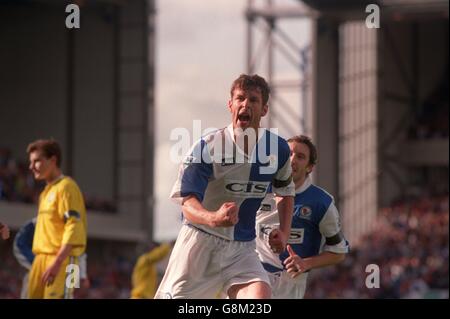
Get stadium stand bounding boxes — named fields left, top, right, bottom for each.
left=305, top=194, right=449, bottom=299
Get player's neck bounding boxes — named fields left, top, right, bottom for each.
left=294, top=175, right=306, bottom=190
left=232, top=125, right=260, bottom=156
left=46, top=169, right=63, bottom=185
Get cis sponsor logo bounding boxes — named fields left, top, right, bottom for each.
left=224, top=180, right=270, bottom=198
left=260, top=225, right=276, bottom=238
left=288, top=228, right=304, bottom=244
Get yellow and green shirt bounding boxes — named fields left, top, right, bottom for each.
left=32, top=176, right=87, bottom=257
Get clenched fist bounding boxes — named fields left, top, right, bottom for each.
left=268, top=228, right=287, bottom=254
left=211, top=202, right=239, bottom=227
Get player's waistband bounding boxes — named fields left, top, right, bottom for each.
left=261, top=262, right=284, bottom=273
left=186, top=223, right=232, bottom=242
left=185, top=223, right=256, bottom=245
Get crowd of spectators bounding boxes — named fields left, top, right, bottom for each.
left=305, top=194, right=449, bottom=299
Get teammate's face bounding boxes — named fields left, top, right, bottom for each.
left=29, top=150, right=57, bottom=181
left=228, top=87, right=268, bottom=132
left=289, top=141, right=313, bottom=186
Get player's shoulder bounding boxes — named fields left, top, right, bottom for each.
left=58, top=176, right=82, bottom=193
left=203, top=127, right=223, bottom=140
left=265, top=129, right=289, bottom=145
left=264, top=129, right=290, bottom=159
left=187, top=128, right=224, bottom=163
left=307, top=184, right=335, bottom=206
left=59, top=176, right=77, bottom=187
left=190, top=127, right=223, bottom=150
left=196, top=127, right=223, bottom=143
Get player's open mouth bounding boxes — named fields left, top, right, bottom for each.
left=237, top=113, right=251, bottom=125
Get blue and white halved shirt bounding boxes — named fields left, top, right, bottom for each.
left=170, top=124, right=295, bottom=241
left=256, top=176, right=350, bottom=271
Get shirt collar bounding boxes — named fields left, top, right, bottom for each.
left=226, top=124, right=267, bottom=160
left=226, top=124, right=266, bottom=143
left=295, top=175, right=312, bottom=194
left=48, top=174, right=65, bottom=186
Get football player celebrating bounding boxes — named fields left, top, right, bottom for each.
left=255, top=135, right=349, bottom=298
left=155, top=74, right=295, bottom=299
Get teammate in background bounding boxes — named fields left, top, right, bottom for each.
left=131, top=241, right=172, bottom=299
left=27, top=139, right=87, bottom=299
left=13, top=218, right=89, bottom=299
left=255, top=135, right=349, bottom=298
left=0, top=221, right=10, bottom=240
left=155, top=74, right=295, bottom=299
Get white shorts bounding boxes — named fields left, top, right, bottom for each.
left=154, top=224, right=270, bottom=299
left=268, top=270, right=308, bottom=299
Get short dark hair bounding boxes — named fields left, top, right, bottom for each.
left=230, top=74, right=271, bottom=105
left=27, top=139, right=62, bottom=167
left=287, top=135, right=317, bottom=166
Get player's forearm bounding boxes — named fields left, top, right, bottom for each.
left=276, top=196, right=294, bottom=237
left=54, top=244, right=73, bottom=266
left=303, top=251, right=345, bottom=271
left=182, top=195, right=215, bottom=227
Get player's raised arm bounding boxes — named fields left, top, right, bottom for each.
left=269, top=195, right=294, bottom=253
left=269, top=138, right=295, bottom=253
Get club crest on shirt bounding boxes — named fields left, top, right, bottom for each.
left=295, top=205, right=312, bottom=220
left=47, top=192, right=56, bottom=204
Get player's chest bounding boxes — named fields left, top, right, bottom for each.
left=39, top=189, right=59, bottom=212
left=292, top=200, right=320, bottom=226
